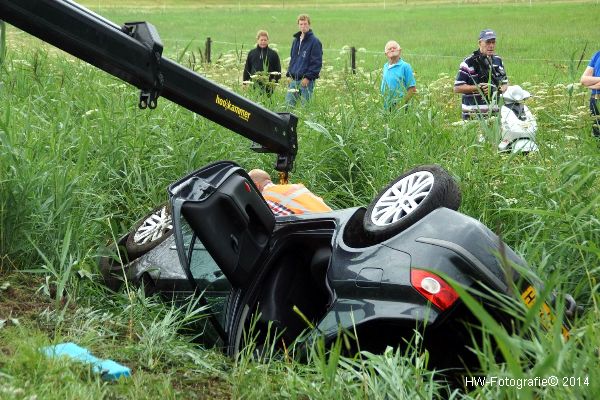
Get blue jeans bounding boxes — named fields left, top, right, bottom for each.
left=285, top=79, right=315, bottom=106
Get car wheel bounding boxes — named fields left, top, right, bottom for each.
left=363, top=165, right=461, bottom=241
left=125, top=203, right=173, bottom=259
left=99, top=234, right=131, bottom=291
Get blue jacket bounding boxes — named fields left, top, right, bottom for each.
left=286, top=30, right=322, bottom=81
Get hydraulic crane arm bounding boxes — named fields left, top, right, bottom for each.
left=0, top=0, right=297, bottom=173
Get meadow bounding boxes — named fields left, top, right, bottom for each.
left=1, top=1, right=599, bottom=399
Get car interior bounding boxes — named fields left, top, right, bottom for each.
left=253, top=228, right=336, bottom=346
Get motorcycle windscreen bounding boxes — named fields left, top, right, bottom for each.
left=170, top=163, right=275, bottom=290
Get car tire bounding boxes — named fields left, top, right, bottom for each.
left=125, top=203, right=174, bottom=259
left=363, top=165, right=461, bottom=241
left=99, top=234, right=131, bottom=291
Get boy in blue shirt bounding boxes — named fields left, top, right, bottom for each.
left=381, top=40, right=417, bottom=110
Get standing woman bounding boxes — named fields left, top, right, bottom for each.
left=580, top=50, right=600, bottom=138
left=243, top=30, right=281, bottom=96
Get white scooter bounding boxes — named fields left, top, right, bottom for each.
left=498, top=85, right=538, bottom=153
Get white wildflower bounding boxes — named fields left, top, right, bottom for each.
left=82, top=109, right=98, bottom=117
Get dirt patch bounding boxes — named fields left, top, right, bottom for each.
left=0, top=273, right=52, bottom=323
left=171, top=375, right=231, bottom=400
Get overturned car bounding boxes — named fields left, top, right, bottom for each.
left=100, top=161, right=575, bottom=369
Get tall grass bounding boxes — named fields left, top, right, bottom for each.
left=1, top=2, right=599, bottom=398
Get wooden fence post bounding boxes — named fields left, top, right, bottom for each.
left=350, top=46, right=356, bottom=74
left=205, top=37, right=212, bottom=64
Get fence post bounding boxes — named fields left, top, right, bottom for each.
left=350, top=46, right=356, bottom=74
left=205, top=37, right=212, bottom=64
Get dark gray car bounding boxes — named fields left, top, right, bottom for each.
left=100, top=161, right=574, bottom=369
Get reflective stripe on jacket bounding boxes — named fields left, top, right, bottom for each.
left=262, top=183, right=331, bottom=214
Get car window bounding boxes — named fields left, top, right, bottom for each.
left=180, top=220, right=231, bottom=332
left=185, top=228, right=223, bottom=286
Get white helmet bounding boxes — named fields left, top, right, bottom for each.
left=502, top=85, right=531, bottom=103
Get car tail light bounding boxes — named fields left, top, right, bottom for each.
left=411, top=269, right=459, bottom=311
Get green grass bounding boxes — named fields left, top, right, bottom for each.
left=9, top=1, right=598, bottom=84
left=1, top=1, right=599, bottom=399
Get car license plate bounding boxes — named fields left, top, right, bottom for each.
left=521, top=285, right=569, bottom=339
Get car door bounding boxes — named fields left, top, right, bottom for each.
left=168, top=161, right=276, bottom=347
left=169, top=160, right=275, bottom=288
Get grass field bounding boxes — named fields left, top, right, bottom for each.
left=71, top=0, right=598, bottom=84
left=1, top=1, right=599, bottom=399
left=8, top=0, right=599, bottom=84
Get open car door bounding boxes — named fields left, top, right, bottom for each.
left=168, top=159, right=275, bottom=292
left=168, top=161, right=276, bottom=350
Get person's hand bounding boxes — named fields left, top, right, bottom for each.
left=301, top=77, right=310, bottom=87
left=478, top=83, right=489, bottom=95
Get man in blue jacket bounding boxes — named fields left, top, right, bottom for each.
left=285, top=14, right=323, bottom=106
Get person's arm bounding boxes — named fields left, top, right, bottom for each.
left=302, top=38, right=323, bottom=85
left=581, top=66, right=600, bottom=89
left=403, top=86, right=417, bottom=103
left=454, top=83, right=479, bottom=94
left=403, top=64, right=417, bottom=102
left=243, top=51, right=252, bottom=82
left=286, top=40, right=294, bottom=78
left=454, top=59, right=477, bottom=94
left=380, top=65, right=387, bottom=95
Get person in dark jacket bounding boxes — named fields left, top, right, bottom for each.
left=285, top=14, right=323, bottom=106
left=453, top=29, right=508, bottom=120
left=243, top=30, right=281, bottom=96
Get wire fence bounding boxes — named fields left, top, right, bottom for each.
left=5, top=24, right=590, bottom=65
left=200, top=38, right=590, bottom=67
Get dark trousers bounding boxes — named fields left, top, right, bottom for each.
left=590, top=97, right=600, bottom=138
